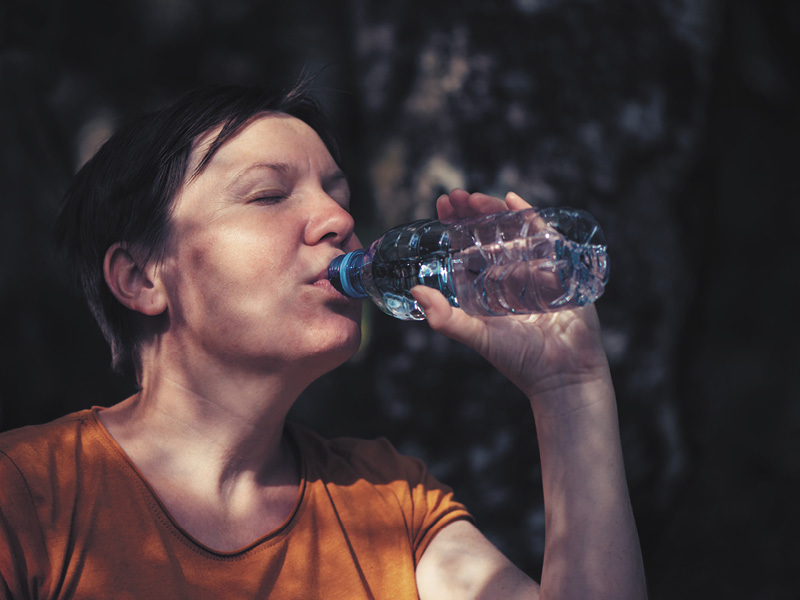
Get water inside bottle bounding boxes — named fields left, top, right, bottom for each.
left=449, top=235, right=608, bottom=316
left=367, top=253, right=454, bottom=320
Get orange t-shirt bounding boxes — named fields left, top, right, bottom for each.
left=0, top=409, right=471, bottom=599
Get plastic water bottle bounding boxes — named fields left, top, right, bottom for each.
left=328, top=207, right=609, bottom=320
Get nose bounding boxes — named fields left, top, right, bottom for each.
left=305, top=193, right=357, bottom=249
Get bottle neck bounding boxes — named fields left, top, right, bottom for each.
left=328, top=250, right=368, bottom=298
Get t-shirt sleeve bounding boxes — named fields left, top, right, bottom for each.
left=0, top=450, right=48, bottom=600
left=340, top=436, right=473, bottom=565
left=403, top=452, right=473, bottom=565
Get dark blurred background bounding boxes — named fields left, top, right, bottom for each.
left=1, top=0, right=798, bottom=597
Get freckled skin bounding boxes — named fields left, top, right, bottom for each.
left=155, top=114, right=363, bottom=380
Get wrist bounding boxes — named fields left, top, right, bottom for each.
left=525, top=370, right=617, bottom=421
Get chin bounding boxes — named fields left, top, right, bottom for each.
left=301, top=316, right=362, bottom=368
left=299, top=340, right=361, bottom=384
left=328, top=327, right=363, bottom=364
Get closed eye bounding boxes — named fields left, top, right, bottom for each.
left=249, top=194, right=287, bottom=205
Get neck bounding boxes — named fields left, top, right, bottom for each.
left=96, top=341, right=333, bottom=551
left=102, top=349, right=314, bottom=494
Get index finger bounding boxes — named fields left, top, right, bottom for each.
left=437, top=189, right=508, bottom=220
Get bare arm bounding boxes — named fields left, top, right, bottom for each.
left=416, top=520, right=539, bottom=599
left=414, top=190, right=647, bottom=600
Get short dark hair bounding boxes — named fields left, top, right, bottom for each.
left=55, top=81, right=344, bottom=376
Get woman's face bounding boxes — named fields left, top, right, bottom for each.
left=156, top=113, right=363, bottom=377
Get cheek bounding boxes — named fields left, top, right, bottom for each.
left=168, top=229, right=296, bottom=321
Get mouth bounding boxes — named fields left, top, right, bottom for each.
left=313, top=277, right=339, bottom=294
left=312, top=262, right=350, bottom=299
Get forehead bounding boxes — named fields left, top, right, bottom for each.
left=188, top=113, right=336, bottom=179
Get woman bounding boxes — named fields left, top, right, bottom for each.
left=0, top=83, right=647, bottom=599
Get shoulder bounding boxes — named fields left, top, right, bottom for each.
left=0, top=409, right=102, bottom=495
left=0, top=409, right=96, bottom=463
left=287, top=423, right=433, bottom=486
left=288, top=423, right=472, bottom=562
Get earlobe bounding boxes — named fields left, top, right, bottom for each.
left=103, top=243, right=167, bottom=316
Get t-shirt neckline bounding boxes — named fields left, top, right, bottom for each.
left=88, top=406, right=309, bottom=558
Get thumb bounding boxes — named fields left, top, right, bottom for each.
left=411, top=286, right=487, bottom=350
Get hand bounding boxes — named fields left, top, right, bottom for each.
left=411, top=189, right=612, bottom=415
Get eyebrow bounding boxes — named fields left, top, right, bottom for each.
left=228, top=162, right=292, bottom=187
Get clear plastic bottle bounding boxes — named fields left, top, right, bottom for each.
left=328, top=207, right=609, bottom=320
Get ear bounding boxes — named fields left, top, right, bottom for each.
left=103, top=243, right=167, bottom=316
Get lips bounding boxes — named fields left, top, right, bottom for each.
left=311, top=259, right=350, bottom=298
left=314, top=261, right=336, bottom=285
